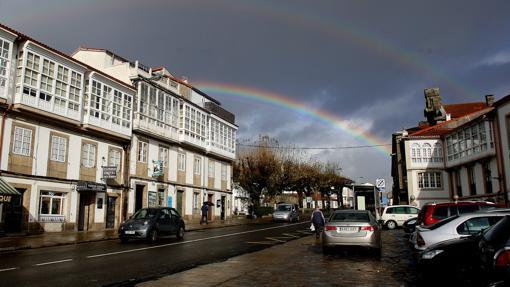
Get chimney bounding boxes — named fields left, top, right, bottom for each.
left=485, top=95, right=494, bottom=107
left=423, top=88, right=446, bottom=125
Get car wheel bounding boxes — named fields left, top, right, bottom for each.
left=148, top=229, right=159, bottom=242
left=386, top=220, right=397, bottom=230
left=176, top=226, right=184, bottom=240
left=120, top=237, right=129, bottom=243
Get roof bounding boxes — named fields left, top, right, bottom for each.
left=444, top=102, right=487, bottom=118
left=495, top=94, right=510, bottom=107
left=0, top=23, right=135, bottom=91
left=410, top=106, right=493, bottom=137
left=73, top=46, right=222, bottom=105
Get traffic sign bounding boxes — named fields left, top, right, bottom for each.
left=376, top=178, right=385, bottom=188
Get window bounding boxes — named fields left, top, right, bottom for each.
left=393, top=207, right=406, bottom=214
left=177, top=153, right=186, bottom=171
left=422, top=143, right=432, bottom=163
left=411, top=143, right=421, bottom=163
left=81, top=143, right=96, bottom=168
left=87, top=80, right=131, bottom=128
left=137, top=140, right=148, bottom=163
left=0, top=38, right=10, bottom=89
left=194, top=157, right=201, bottom=175
left=455, top=169, right=462, bottom=197
left=432, top=143, right=443, bottom=162
left=406, top=207, right=419, bottom=214
left=193, top=192, right=200, bottom=210
left=39, top=191, right=65, bottom=215
left=208, top=161, right=215, bottom=178
left=12, top=126, right=32, bottom=156
left=458, top=205, right=478, bottom=214
left=468, top=166, right=476, bottom=195
left=446, top=122, right=490, bottom=160
left=385, top=207, right=394, bottom=214
left=417, top=172, right=442, bottom=189
left=180, top=104, right=207, bottom=142
left=159, top=146, right=168, bottom=167
left=432, top=206, right=449, bottom=220
left=50, top=135, right=67, bottom=162
left=456, top=217, right=497, bottom=235
left=108, top=149, right=121, bottom=171
left=483, top=162, right=493, bottom=194
left=221, top=164, right=227, bottom=181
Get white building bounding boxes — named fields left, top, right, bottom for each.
left=72, top=48, right=237, bottom=222
left=0, top=23, right=136, bottom=233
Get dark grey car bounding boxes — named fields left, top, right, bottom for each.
left=119, top=207, right=185, bottom=242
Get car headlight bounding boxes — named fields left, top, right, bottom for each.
left=421, top=249, right=443, bottom=260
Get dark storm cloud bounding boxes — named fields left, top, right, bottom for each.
left=2, top=0, right=510, bottom=185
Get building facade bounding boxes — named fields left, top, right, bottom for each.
left=392, top=89, right=506, bottom=208
left=0, top=22, right=237, bottom=233
left=0, top=24, right=136, bottom=233
left=72, top=48, right=237, bottom=223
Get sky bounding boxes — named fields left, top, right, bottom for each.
left=2, top=0, right=510, bottom=189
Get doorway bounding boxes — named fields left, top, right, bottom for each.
left=176, top=190, right=184, bottom=215
left=78, top=193, right=95, bottom=231
left=4, top=188, right=24, bottom=233
left=135, top=185, right=144, bottom=212
left=106, top=196, right=116, bottom=229
left=207, top=194, right=213, bottom=221
left=220, top=196, right=226, bottom=220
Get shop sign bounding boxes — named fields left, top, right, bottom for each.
left=102, top=166, right=117, bottom=179
left=152, top=160, right=163, bottom=177
left=76, top=181, right=107, bottom=192
left=0, top=195, right=12, bottom=203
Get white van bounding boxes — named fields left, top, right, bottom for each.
left=381, top=205, right=420, bottom=229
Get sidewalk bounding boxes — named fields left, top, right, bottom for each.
left=0, top=216, right=272, bottom=252
left=137, top=230, right=419, bottom=287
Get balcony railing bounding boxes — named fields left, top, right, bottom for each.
left=133, top=112, right=179, bottom=142
left=207, top=144, right=236, bottom=160
left=85, top=114, right=131, bottom=137
left=20, top=93, right=81, bottom=121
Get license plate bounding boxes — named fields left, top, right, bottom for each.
left=338, top=227, right=358, bottom=232
left=125, top=230, right=135, bottom=235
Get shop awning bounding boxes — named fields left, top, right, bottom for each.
left=0, top=177, right=21, bottom=196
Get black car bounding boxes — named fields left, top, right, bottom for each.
left=403, top=217, right=417, bottom=234
left=479, top=215, right=510, bottom=284
left=119, top=207, right=185, bottom=243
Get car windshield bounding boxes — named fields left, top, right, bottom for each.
left=276, top=205, right=292, bottom=211
left=427, top=215, right=459, bottom=230
left=330, top=212, right=369, bottom=222
left=132, top=209, right=158, bottom=220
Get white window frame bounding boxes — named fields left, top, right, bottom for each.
left=208, top=161, right=215, bottom=178
left=0, top=38, right=11, bottom=91
left=417, top=172, right=442, bottom=189
left=81, top=143, right=96, bottom=168
left=108, top=148, right=121, bottom=172
left=194, top=157, right=201, bottom=175
left=12, top=126, right=33, bottom=156
left=39, top=191, right=65, bottom=216
left=177, top=153, right=186, bottom=171
left=137, top=140, right=148, bottom=163
left=159, top=146, right=169, bottom=167
left=221, top=164, right=227, bottom=181
left=50, top=135, right=67, bottom=162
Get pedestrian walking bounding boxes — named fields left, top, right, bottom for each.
left=311, top=207, right=325, bottom=238
left=200, top=202, right=209, bottom=225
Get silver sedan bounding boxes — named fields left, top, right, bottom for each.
left=322, top=210, right=382, bottom=254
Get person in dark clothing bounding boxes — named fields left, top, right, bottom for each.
left=311, top=207, right=325, bottom=238
left=200, top=203, right=209, bottom=225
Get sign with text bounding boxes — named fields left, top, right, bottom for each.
left=0, top=195, right=12, bottom=203
left=76, top=181, right=107, bottom=192
left=102, top=166, right=117, bottom=179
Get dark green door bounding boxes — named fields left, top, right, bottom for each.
left=176, top=191, right=183, bottom=216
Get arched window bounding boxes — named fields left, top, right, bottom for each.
left=433, top=143, right=443, bottom=162
left=422, top=143, right=432, bottom=163
left=411, top=143, right=421, bottom=163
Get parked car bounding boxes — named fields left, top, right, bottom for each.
left=479, top=215, right=510, bottom=284
left=119, top=207, right=185, bottom=243
left=414, top=212, right=507, bottom=251
left=272, top=203, right=300, bottom=222
left=403, top=217, right=417, bottom=234
left=416, top=201, right=496, bottom=227
left=322, top=210, right=381, bottom=255
left=380, top=205, right=419, bottom=230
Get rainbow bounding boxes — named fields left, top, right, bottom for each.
left=195, top=81, right=392, bottom=155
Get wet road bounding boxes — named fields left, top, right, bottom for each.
left=0, top=221, right=311, bottom=287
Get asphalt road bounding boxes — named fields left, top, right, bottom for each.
left=0, top=221, right=311, bottom=287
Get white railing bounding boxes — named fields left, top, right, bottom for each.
left=39, top=214, right=65, bottom=223
left=179, top=132, right=207, bottom=150
left=20, top=93, right=81, bottom=121
left=133, top=113, right=180, bottom=142
left=207, top=145, right=236, bottom=160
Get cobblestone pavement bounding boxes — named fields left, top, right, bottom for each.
left=139, top=229, right=421, bottom=287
